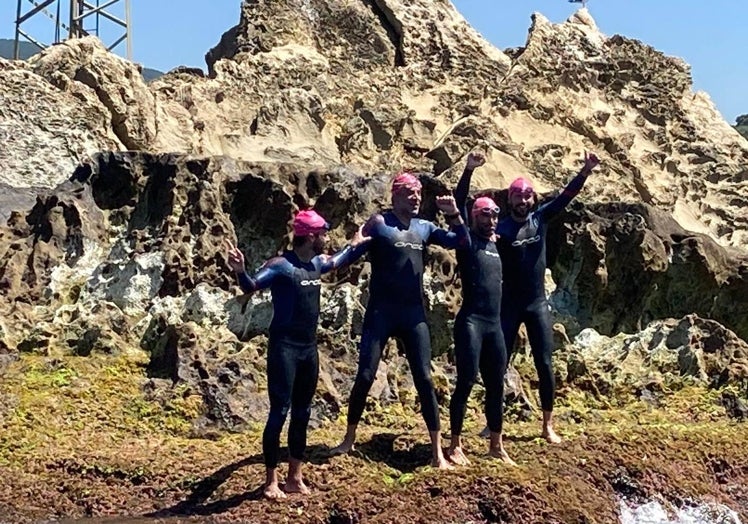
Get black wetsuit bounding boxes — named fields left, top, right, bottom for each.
left=496, top=172, right=588, bottom=412
left=238, top=246, right=356, bottom=468
left=449, top=168, right=508, bottom=436
left=346, top=211, right=469, bottom=432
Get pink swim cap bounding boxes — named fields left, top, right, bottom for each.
left=391, top=172, right=422, bottom=194
left=293, top=210, right=329, bottom=237
left=472, top=196, right=500, bottom=218
left=508, top=177, right=534, bottom=196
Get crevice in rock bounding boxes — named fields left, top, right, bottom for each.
left=142, top=317, right=179, bottom=382
left=72, top=67, right=134, bottom=149
left=425, top=146, right=452, bottom=177
left=364, top=0, right=405, bottom=67
left=359, top=109, right=393, bottom=150
left=129, top=162, right=176, bottom=232
left=89, top=154, right=138, bottom=210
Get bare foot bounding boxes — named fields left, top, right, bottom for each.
left=489, top=447, right=517, bottom=466
left=329, top=439, right=355, bottom=456
left=447, top=446, right=471, bottom=466
left=284, top=477, right=311, bottom=495
left=431, top=456, right=455, bottom=470
left=542, top=426, right=562, bottom=444
left=263, top=482, right=287, bottom=500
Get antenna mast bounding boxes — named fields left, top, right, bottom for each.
left=13, top=0, right=131, bottom=60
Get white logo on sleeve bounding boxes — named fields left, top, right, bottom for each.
left=300, top=279, right=322, bottom=286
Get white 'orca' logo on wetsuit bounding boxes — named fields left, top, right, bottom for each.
left=300, top=279, right=322, bottom=286
left=394, top=241, right=424, bottom=251
left=482, top=250, right=500, bottom=258
left=511, top=235, right=541, bottom=247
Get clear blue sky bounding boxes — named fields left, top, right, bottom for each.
left=1, top=0, right=745, bottom=122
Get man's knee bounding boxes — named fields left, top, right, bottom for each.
left=412, top=371, right=435, bottom=395
left=267, top=402, right=291, bottom=428
left=456, top=373, right=478, bottom=392
left=355, top=367, right=377, bottom=388
left=533, top=350, right=553, bottom=372
left=290, top=404, right=311, bottom=423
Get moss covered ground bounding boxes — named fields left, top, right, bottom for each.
left=0, top=352, right=746, bottom=523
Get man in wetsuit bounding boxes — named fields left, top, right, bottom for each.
left=226, top=209, right=369, bottom=499
left=330, top=172, right=469, bottom=469
left=448, top=151, right=514, bottom=465
left=497, top=152, right=600, bottom=443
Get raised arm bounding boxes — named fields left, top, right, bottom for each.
left=538, top=151, right=600, bottom=219
left=226, top=240, right=282, bottom=294
left=454, top=152, right=487, bottom=222
left=317, top=224, right=372, bottom=273
left=426, top=195, right=470, bottom=249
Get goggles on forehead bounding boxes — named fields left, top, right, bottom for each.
left=476, top=206, right=500, bottom=216
left=472, top=196, right=500, bottom=218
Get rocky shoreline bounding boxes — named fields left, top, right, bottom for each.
left=1, top=1, right=747, bottom=522
left=0, top=350, right=746, bottom=523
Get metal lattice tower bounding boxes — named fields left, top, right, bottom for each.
left=13, top=0, right=131, bottom=60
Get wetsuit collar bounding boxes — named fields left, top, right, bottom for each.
left=471, top=226, right=495, bottom=242
left=292, top=246, right=315, bottom=264
left=390, top=209, right=413, bottom=229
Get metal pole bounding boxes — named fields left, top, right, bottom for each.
left=69, top=0, right=77, bottom=39
left=13, top=0, right=22, bottom=59
left=125, top=0, right=131, bottom=60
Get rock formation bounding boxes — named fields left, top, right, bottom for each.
left=560, top=315, right=748, bottom=405
left=0, top=0, right=746, bottom=431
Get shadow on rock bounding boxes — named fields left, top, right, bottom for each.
left=148, top=444, right=332, bottom=517
left=351, top=433, right=432, bottom=473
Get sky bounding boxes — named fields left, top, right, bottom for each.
left=0, top=0, right=745, bottom=123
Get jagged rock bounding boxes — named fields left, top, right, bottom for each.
left=0, top=185, right=42, bottom=224
left=0, top=55, right=122, bottom=189
left=548, top=202, right=748, bottom=342
left=205, top=0, right=509, bottom=76
left=2, top=5, right=746, bottom=248
left=491, top=10, right=748, bottom=247
left=29, top=37, right=157, bottom=151
left=562, top=315, right=748, bottom=397
left=1, top=2, right=748, bottom=430
left=721, top=390, right=748, bottom=421
left=53, top=301, right=131, bottom=356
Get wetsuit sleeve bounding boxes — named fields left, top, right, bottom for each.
left=361, top=213, right=383, bottom=238
left=317, top=244, right=360, bottom=274
left=453, top=167, right=474, bottom=222
left=236, top=257, right=286, bottom=293
left=537, top=170, right=589, bottom=220
left=426, top=220, right=470, bottom=249
left=344, top=213, right=382, bottom=261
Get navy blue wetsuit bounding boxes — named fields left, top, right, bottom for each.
left=497, top=172, right=588, bottom=412
left=238, top=246, right=356, bottom=468
left=346, top=211, right=469, bottom=432
left=449, top=168, right=508, bottom=436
